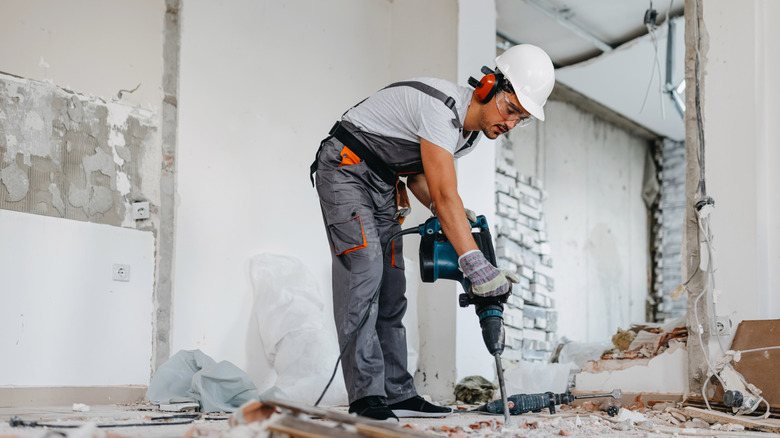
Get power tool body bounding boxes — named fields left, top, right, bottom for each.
left=417, top=215, right=512, bottom=424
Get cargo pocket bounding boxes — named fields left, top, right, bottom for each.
left=329, top=214, right=367, bottom=255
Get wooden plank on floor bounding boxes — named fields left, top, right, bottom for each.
left=685, top=396, right=780, bottom=417
left=263, top=399, right=437, bottom=438
left=267, top=415, right=365, bottom=438
left=683, top=407, right=780, bottom=433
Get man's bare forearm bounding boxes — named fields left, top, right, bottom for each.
left=407, top=173, right=432, bottom=209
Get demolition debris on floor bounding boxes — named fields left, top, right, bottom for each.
left=2, top=396, right=780, bottom=438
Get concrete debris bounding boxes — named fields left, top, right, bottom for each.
left=577, top=344, right=687, bottom=394
left=72, top=403, right=91, bottom=412
left=710, top=422, right=746, bottom=431
left=610, top=328, right=635, bottom=352
left=454, top=375, right=496, bottom=404
left=616, top=407, right=647, bottom=423
left=3, top=400, right=779, bottom=438
left=682, top=418, right=711, bottom=429
left=601, top=318, right=688, bottom=360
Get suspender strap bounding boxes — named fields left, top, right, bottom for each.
left=310, top=81, right=470, bottom=186
left=309, top=136, right=329, bottom=186
left=329, top=122, right=398, bottom=186
left=382, top=81, right=463, bottom=130
left=456, top=131, right=480, bottom=155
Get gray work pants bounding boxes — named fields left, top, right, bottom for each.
left=314, top=137, right=417, bottom=404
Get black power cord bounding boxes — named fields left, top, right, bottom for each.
left=9, top=413, right=228, bottom=429
left=314, top=226, right=419, bottom=406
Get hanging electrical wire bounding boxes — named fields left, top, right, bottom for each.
left=693, top=0, right=709, bottom=200
left=639, top=1, right=666, bottom=117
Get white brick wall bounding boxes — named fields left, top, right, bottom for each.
left=494, top=141, right=558, bottom=362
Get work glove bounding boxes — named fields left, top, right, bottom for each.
left=430, top=204, right=478, bottom=224
left=458, top=250, right=520, bottom=297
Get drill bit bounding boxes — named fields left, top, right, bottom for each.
left=494, top=353, right=510, bottom=426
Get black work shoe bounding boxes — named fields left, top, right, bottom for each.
left=349, top=396, right=399, bottom=422
left=388, top=395, right=453, bottom=418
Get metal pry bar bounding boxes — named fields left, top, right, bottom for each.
left=573, top=389, right=622, bottom=400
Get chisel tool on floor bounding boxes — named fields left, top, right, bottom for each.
left=476, top=389, right=622, bottom=415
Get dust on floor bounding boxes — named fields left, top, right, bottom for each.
left=0, top=402, right=777, bottom=438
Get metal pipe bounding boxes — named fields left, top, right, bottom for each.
left=521, top=0, right=613, bottom=53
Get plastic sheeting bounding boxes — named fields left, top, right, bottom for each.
left=503, top=360, right=573, bottom=394
left=250, top=253, right=348, bottom=406
left=558, top=340, right=613, bottom=370
left=146, top=349, right=259, bottom=412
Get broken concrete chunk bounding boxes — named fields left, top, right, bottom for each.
left=616, top=408, right=647, bottom=423
left=454, top=375, right=495, bottom=404
left=681, top=418, right=710, bottom=429
left=72, top=403, right=90, bottom=412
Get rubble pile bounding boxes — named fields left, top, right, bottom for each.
left=404, top=402, right=765, bottom=438
left=601, top=319, right=688, bottom=360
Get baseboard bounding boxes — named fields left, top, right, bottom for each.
left=0, top=386, right=148, bottom=408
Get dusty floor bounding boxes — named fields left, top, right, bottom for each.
left=0, top=402, right=776, bottom=438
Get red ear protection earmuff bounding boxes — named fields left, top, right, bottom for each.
left=468, top=66, right=500, bottom=104
left=475, top=74, right=497, bottom=103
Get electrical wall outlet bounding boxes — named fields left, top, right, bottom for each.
left=132, top=202, right=150, bottom=220
left=113, top=264, right=131, bottom=282
left=714, top=316, right=732, bottom=336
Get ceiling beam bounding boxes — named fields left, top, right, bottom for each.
left=550, top=81, right=660, bottom=141
left=522, top=0, right=613, bottom=53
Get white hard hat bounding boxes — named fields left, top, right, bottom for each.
left=495, top=44, right=555, bottom=121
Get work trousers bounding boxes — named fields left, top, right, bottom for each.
left=314, top=136, right=417, bottom=404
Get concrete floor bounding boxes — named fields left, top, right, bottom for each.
left=1, top=402, right=771, bottom=438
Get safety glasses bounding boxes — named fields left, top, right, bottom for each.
left=496, top=91, right=535, bottom=128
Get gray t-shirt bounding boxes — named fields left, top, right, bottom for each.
left=341, top=78, right=482, bottom=173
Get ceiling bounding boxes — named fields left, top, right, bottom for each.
left=496, top=0, right=686, bottom=140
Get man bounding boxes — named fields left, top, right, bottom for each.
left=310, top=45, right=555, bottom=421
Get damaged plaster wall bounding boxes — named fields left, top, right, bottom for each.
left=0, top=74, right=156, bottom=224
left=506, top=99, right=651, bottom=344
left=0, top=0, right=165, bottom=390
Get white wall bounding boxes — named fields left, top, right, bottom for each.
left=453, top=0, right=501, bottom=384
left=507, top=100, right=650, bottom=343
left=702, top=0, right=780, bottom=324
left=0, top=0, right=164, bottom=387
left=0, top=210, right=154, bottom=385
left=0, top=0, right=164, bottom=111
left=174, top=0, right=472, bottom=400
